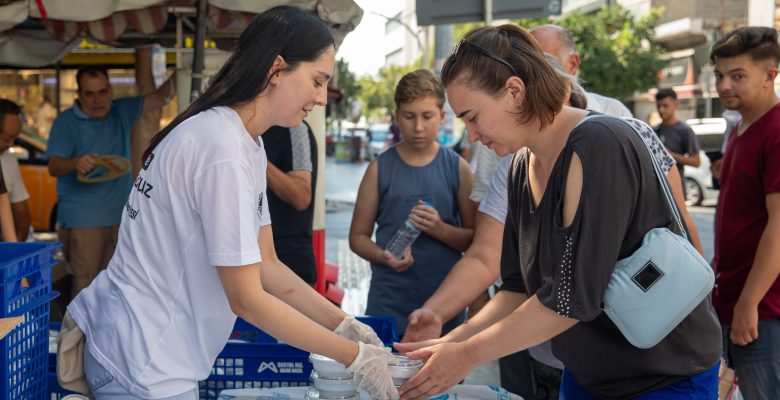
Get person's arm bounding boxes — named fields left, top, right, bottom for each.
left=402, top=212, right=503, bottom=342
left=730, top=192, right=780, bottom=346
left=266, top=162, right=312, bottom=211
left=48, top=155, right=95, bottom=177
left=220, top=232, right=398, bottom=400
left=445, top=290, right=528, bottom=341
left=11, top=201, right=30, bottom=241
left=141, top=73, right=176, bottom=113
left=410, top=158, right=475, bottom=252
left=349, top=160, right=414, bottom=271
left=398, top=295, right=577, bottom=400
left=667, top=149, right=701, bottom=168
left=218, top=225, right=357, bottom=365
left=265, top=125, right=315, bottom=211
left=0, top=193, right=17, bottom=242
left=666, top=167, right=704, bottom=255
left=257, top=224, right=349, bottom=329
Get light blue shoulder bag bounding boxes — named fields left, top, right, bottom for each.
left=593, top=116, right=715, bottom=349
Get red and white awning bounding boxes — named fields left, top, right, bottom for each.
left=0, top=0, right=363, bottom=66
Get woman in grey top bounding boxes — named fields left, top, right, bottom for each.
left=396, top=24, right=721, bottom=400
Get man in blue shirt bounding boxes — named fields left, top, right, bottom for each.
left=47, top=65, right=174, bottom=301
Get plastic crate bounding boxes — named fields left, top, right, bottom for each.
left=47, top=372, right=77, bottom=400
left=200, top=316, right=397, bottom=400
left=0, top=242, right=61, bottom=400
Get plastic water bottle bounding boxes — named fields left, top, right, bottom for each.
left=385, top=202, right=430, bottom=260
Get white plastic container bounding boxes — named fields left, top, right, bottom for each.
left=310, top=371, right=359, bottom=398
left=389, top=355, right=423, bottom=387
left=308, top=353, right=353, bottom=379
left=304, top=387, right=359, bottom=400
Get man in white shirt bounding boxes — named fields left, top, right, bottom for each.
left=0, top=99, right=31, bottom=241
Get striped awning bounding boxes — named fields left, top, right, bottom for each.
left=0, top=0, right=362, bottom=66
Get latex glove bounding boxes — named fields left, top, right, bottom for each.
left=334, top=316, right=385, bottom=347
left=347, top=342, right=399, bottom=400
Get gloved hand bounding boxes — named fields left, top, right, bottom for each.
left=347, top=342, right=399, bottom=400
left=334, top=316, right=385, bottom=347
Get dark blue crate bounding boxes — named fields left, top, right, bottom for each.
left=49, top=323, right=61, bottom=374
left=0, top=243, right=61, bottom=400
left=48, top=372, right=77, bottom=400
left=229, top=316, right=398, bottom=346
left=199, top=316, right=398, bottom=400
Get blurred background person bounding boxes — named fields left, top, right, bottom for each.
left=0, top=99, right=32, bottom=241
left=263, top=122, right=319, bottom=286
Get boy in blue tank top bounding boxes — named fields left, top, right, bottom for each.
left=349, top=69, right=476, bottom=336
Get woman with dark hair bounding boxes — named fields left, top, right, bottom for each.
left=396, top=25, right=722, bottom=400
left=59, top=6, right=397, bottom=400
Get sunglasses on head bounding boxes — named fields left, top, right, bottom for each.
left=452, top=39, right=530, bottom=86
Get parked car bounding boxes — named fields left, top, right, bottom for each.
left=366, top=123, right=392, bottom=160
left=683, top=118, right=726, bottom=206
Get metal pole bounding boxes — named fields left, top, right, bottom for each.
left=435, top=25, right=455, bottom=143
left=55, top=61, right=61, bottom=112
left=484, top=0, right=492, bottom=26
left=190, top=0, right=207, bottom=102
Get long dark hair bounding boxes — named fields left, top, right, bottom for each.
left=143, top=6, right=334, bottom=161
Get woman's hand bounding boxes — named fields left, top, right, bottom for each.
left=383, top=248, right=414, bottom=272
left=398, top=342, right=477, bottom=400
left=346, top=342, right=399, bottom=400
left=334, top=316, right=385, bottom=347
left=401, top=308, right=444, bottom=343
left=393, top=337, right=446, bottom=355
left=409, top=201, right=443, bottom=235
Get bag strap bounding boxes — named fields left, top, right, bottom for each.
left=575, top=115, right=688, bottom=240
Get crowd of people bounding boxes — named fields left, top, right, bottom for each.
left=0, top=4, right=774, bottom=399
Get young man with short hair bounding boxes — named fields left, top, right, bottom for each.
left=653, top=88, right=701, bottom=197
left=711, top=26, right=780, bottom=399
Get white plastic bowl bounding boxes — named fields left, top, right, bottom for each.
left=310, top=370, right=359, bottom=398
left=308, top=353, right=353, bottom=379
left=389, top=355, right=423, bottom=386
left=305, top=387, right=359, bottom=400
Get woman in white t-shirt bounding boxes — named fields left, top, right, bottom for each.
left=61, top=6, right=397, bottom=400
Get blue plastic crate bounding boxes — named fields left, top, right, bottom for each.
left=0, top=242, right=61, bottom=400
left=200, top=316, right=398, bottom=400
left=48, top=372, right=77, bottom=400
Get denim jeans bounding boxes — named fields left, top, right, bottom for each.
left=559, top=361, right=719, bottom=399
left=84, top=346, right=198, bottom=400
left=724, top=318, right=780, bottom=400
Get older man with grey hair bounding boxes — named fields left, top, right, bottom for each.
left=530, top=24, right=633, bottom=118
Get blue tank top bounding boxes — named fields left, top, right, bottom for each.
left=367, top=145, right=466, bottom=335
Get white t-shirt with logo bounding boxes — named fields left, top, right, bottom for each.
left=69, top=106, right=271, bottom=398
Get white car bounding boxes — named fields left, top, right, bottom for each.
left=366, top=123, right=392, bottom=160
left=682, top=118, right=725, bottom=206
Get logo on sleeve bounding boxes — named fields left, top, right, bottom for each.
left=257, top=192, right=264, bottom=219
left=143, top=153, right=154, bottom=170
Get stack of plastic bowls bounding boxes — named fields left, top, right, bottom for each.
left=307, top=354, right=359, bottom=400
left=388, top=355, right=423, bottom=387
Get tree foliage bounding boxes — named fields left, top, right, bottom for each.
left=452, top=6, right=667, bottom=100
left=558, top=6, right=667, bottom=99
left=332, top=58, right=360, bottom=122
left=356, top=58, right=422, bottom=120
